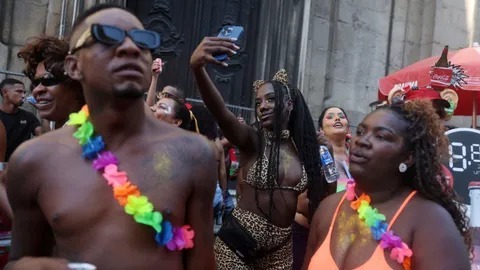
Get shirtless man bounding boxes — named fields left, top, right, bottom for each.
left=6, top=4, right=216, bottom=270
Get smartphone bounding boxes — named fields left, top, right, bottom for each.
left=215, top=25, right=244, bottom=61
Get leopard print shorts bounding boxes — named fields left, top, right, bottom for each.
left=215, top=207, right=293, bottom=270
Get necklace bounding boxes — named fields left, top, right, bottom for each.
left=264, top=129, right=290, bottom=145
left=345, top=180, right=412, bottom=270
left=68, top=105, right=194, bottom=251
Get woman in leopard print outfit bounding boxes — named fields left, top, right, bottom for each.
left=191, top=38, right=328, bottom=269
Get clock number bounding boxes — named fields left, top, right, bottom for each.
left=471, top=144, right=480, bottom=162
left=449, top=142, right=467, bottom=172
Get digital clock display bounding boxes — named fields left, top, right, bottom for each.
left=445, top=128, right=480, bottom=204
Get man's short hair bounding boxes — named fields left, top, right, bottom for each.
left=71, top=3, right=136, bottom=37
left=0, top=78, right=24, bottom=97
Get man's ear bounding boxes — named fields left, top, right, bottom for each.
left=64, top=55, right=82, bottom=81
left=173, top=119, right=183, bottom=127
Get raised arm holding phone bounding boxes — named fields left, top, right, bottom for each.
left=190, top=32, right=327, bottom=269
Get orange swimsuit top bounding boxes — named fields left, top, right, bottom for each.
left=308, top=190, right=417, bottom=270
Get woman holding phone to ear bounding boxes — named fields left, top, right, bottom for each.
left=191, top=36, right=328, bottom=269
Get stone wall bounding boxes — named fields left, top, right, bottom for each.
left=301, top=0, right=480, bottom=128
left=0, top=0, right=124, bottom=83
left=0, top=0, right=123, bottom=115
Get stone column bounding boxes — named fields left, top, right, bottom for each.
left=298, top=0, right=339, bottom=123
left=298, top=0, right=480, bottom=128
left=304, top=0, right=395, bottom=127
left=253, top=0, right=305, bottom=86
left=0, top=0, right=51, bottom=83
left=0, top=0, right=125, bottom=116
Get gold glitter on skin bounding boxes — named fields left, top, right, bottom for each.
left=280, top=147, right=293, bottom=169
left=153, top=152, right=172, bottom=179
left=263, top=145, right=296, bottom=179
left=333, top=204, right=371, bottom=255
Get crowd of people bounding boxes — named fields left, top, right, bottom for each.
left=0, top=3, right=473, bottom=270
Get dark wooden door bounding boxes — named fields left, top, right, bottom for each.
left=127, top=0, right=261, bottom=108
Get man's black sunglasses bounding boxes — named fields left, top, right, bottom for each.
left=31, top=74, right=62, bottom=88
left=70, top=24, right=161, bottom=54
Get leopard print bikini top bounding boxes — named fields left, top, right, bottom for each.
left=244, top=130, right=308, bottom=192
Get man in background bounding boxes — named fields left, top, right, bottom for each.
left=0, top=78, right=41, bottom=161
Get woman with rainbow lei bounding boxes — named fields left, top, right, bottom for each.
left=304, top=99, right=471, bottom=269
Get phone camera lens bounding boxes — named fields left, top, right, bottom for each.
left=221, top=27, right=233, bottom=36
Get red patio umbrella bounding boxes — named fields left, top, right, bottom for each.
left=378, top=45, right=480, bottom=126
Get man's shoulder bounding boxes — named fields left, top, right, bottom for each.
left=19, top=109, right=40, bottom=121
left=150, top=120, right=208, bottom=145
left=168, top=129, right=210, bottom=145
left=407, top=194, right=457, bottom=225
left=167, top=129, right=214, bottom=152
left=9, top=127, right=76, bottom=165
left=151, top=126, right=215, bottom=160
left=18, top=108, right=33, bottom=114
left=0, top=109, right=12, bottom=118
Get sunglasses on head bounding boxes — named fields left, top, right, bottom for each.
left=31, top=74, right=62, bottom=88
left=157, top=92, right=185, bottom=103
left=70, top=24, right=161, bottom=54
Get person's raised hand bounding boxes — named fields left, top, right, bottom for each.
left=237, top=116, right=245, bottom=124
left=190, top=37, right=239, bottom=70
left=317, top=129, right=333, bottom=153
left=151, top=58, right=163, bottom=77
left=316, top=129, right=327, bottom=145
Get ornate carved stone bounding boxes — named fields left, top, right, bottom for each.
left=211, top=0, right=247, bottom=84
left=144, top=0, right=184, bottom=60
left=213, top=53, right=247, bottom=84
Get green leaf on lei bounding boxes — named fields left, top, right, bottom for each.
left=73, top=121, right=94, bottom=145
left=134, top=211, right=163, bottom=232
left=125, top=195, right=154, bottom=216
left=68, top=110, right=88, bottom=126
left=358, top=201, right=386, bottom=227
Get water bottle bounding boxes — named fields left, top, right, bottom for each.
left=319, top=145, right=340, bottom=183
left=470, top=181, right=480, bottom=227
left=469, top=181, right=480, bottom=269
left=26, top=95, right=36, bottom=105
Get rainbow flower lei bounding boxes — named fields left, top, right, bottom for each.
left=345, top=180, right=412, bottom=270
left=68, top=105, right=194, bottom=251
